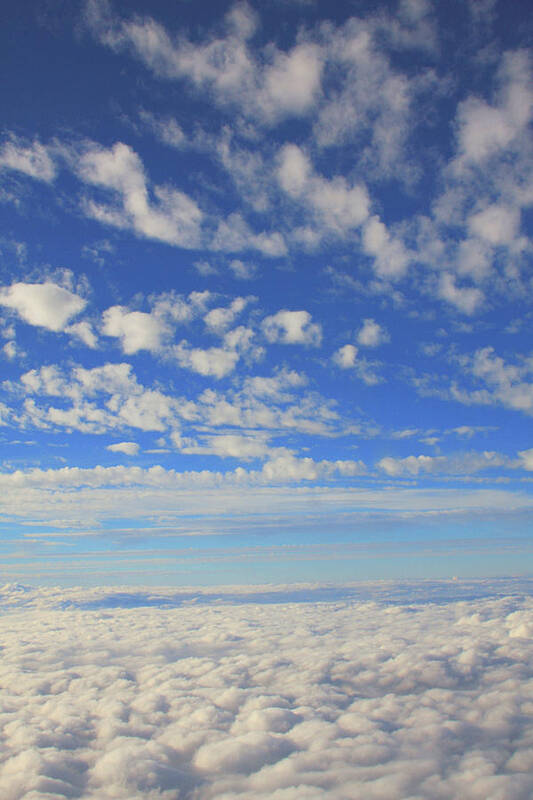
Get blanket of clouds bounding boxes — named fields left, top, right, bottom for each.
left=0, top=0, right=532, bottom=581
left=2, top=580, right=533, bottom=799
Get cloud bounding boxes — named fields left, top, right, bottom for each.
left=261, top=310, right=322, bottom=346
left=0, top=282, right=86, bottom=332
left=438, top=273, right=484, bottom=315
left=467, top=203, right=521, bottom=246
left=277, top=144, right=369, bottom=237
left=76, top=141, right=203, bottom=248
left=229, top=259, right=257, bottom=280
left=211, top=213, right=287, bottom=257
left=378, top=450, right=510, bottom=477
left=455, top=50, right=532, bottom=164
left=173, top=342, right=240, bottom=378
left=362, top=216, right=410, bottom=279
left=357, top=318, right=389, bottom=347
left=102, top=306, right=170, bottom=354
left=332, top=344, right=358, bottom=368
left=0, top=584, right=532, bottom=799
left=452, top=347, right=533, bottom=415
left=0, top=137, right=56, bottom=182
left=107, top=441, right=140, bottom=456
left=204, top=297, right=250, bottom=334
left=86, top=1, right=323, bottom=125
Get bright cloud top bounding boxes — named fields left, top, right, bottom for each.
left=1, top=583, right=533, bottom=799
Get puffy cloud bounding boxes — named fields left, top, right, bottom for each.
left=518, top=448, right=533, bottom=471
left=64, top=320, right=98, bottom=349
left=261, top=310, right=322, bottom=346
left=0, top=282, right=86, bottom=332
left=229, top=259, right=257, bottom=280
left=452, top=347, right=533, bottom=415
left=107, top=441, right=140, bottom=456
left=467, top=203, right=521, bottom=246
left=277, top=144, right=369, bottom=237
left=173, top=342, right=240, bottom=378
left=76, top=141, right=203, bottom=248
left=455, top=50, right=532, bottom=164
left=0, top=137, right=56, bottom=182
left=332, top=344, right=358, bottom=369
left=362, top=216, right=410, bottom=279
left=357, top=318, right=389, bottom=348
left=332, top=345, right=382, bottom=385
left=18, top=362, right=184, bottom=434
left=438, top=272, right=484, bottom=315
left=211, top=213, right=287, bottom=257
left=204, top=297, right=250, bottom=334
left=0, top=584, right=532, bottom=799
left=378, top=450, right=510, bottom=477
left=102, top=306, right=169, bottom=354
left=86, top=1, right=323, bottom=125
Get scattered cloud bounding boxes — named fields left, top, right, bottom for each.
left=0, top=282, right=86, bottom=332
left=261, top=310, right=322, bottom=346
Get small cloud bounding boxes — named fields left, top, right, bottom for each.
left=107, top=441, right=140, bottom=456
left=262, top=310, right=322, bottom=346
left=357, top=319, right=389, bottom=348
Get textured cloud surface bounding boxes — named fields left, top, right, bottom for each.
left=2, top=581, right=533, bottom=799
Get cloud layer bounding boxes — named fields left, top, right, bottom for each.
left=1, top=582, right=533, bottom=799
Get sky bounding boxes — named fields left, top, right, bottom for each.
left=0, top=0, right=532, bottom=585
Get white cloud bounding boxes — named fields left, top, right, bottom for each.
left=64, top=320, right=98, bottom=349
left=378, top=450, right=510, bottom=477
left=77, top=141, right=203, bottom=248
left=362, top=216, right=410, bottom=279
left=174, top=342, right=240, bottom=378
left=357, top=318, right=389, bottom=347
left=0, top=584, right=532, bottom=799
left=438, top=272, right=484, bottom=315
left=229, top=259, right=257, bottom=280
left=277, top=144, right=370, bottom=237
left=102, top=305, right=169, bottom=354
left=211, top=213, right=287, bottom=257
left=87, top=1, right=324, bottom=126
left=204, top=297, right=249, bottom=334
left=0, top=137, right=56, bottom=182
left=261, top=310, right=322, bottom=346
left=107, top=441, right=140, bottom=456
left=333, top=344, right=358, bottom=368
left=0, top=282, right=86, bottom=332
left=451, top=347, right=533, bottom=415
left=467, top=203, right=521, bottom=246
left=455, top=50, right=532, bottom=164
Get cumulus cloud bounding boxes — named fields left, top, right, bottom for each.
left=102, top=306, right=170, bottom=354
left=0, top=584, right=532, bottom=799
left=76, top=141, right=203, bottom=248
left=438, top=272, right=484, bottom=315
left=378, top=449, right=510, bottom=477
left=0, top=282, right=86, bottom=332
left=107, top=441, right=140, bottom=456
left=332, top=344, right=358, bottom=369
left=454, top=50, right=532, bottom=164
left=362, top=216, right=410, bottom=279
left=452, top=346, right=533, bottom=415
left=277, top=144, right=369, bottom=238
left=261, top=310, right=322, bottom=346
left=0, top=137, right=56, bottom=182
left=357, top=318, right=389, bottom=347
left=86, top=1, right=323, bottom=125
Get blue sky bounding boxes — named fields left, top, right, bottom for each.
left=0, top=0, right=532, bottom=585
